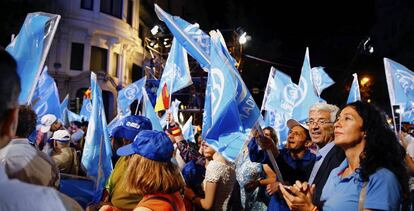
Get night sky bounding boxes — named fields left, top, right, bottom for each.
left=180, top=0, right=414, bottom=115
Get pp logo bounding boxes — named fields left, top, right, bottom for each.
left=396, top=69, right=414, bottom=96
left=311, top=67, right=322, bottom=93
left=86, top=102, right=92, bottom=112
left=124, top=84, right=138, bottom=100
left=272, top=112, right=287, bottom=131
left=283, top=82, right=303, bottom=108
left=126, top=121, right=141, bottom=129
left=211, top=68, right=225, bottom=117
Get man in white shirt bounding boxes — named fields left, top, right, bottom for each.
left=0, top=48, right=81, bottom=210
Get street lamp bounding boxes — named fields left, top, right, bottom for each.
left=238, top=32, right=247, bottom=45
left=360, top=76, right=370, bottom=87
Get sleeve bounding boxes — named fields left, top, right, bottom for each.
left=364, top=169, right=401, bottom=210
left=248, top=137, right=269, bottom=165
left=204, top=162, right=222, bottom=183
left=407, top=143, right=414, bottom=159
left=177, top=140, right=205, bottom=166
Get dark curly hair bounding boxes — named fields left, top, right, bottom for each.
left=263, top=126, right=279, bottom=146
left=344, top=101, right=409, bottom=210
left=16, top=105, right=37, bottom=138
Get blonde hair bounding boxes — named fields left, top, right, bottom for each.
left=125, top=154, right=185, bottom=195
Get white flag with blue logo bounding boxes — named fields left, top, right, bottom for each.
left=80, top=98, right=92, bottom=121
left=6, top=12, right=60, bottom=105
left=347, top=73, right=361, bottom=103
left=384, top=58, right=414, bottom=123
left=182, top=116, right=195, bottom=143
left=81, top=72, right=113, bottom=203
left=118, top=76, right=146, bottom=115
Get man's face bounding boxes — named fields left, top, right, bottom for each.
left=50, top=121, right=61, bottom=132
left=286, top=126, right=309, bottom=152
left=308, top=110, right=334, bottom=148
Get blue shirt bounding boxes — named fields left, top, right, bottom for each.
left=308, top=142, right=335, bottom=184
left=321, top=160, right=401, bottom=211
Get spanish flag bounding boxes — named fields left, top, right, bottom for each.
left=154, top=83, right=170, bottom=112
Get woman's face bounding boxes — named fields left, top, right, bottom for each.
left=202, top=142, right=216, bottom=159
left=334, top=106, right=365, bottom=148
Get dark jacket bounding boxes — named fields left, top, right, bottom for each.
left=311, top=144, right=345, bottom=207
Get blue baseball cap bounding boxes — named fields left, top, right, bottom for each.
left=182, top=160, right=205, bottom=187
left=111, top=115, right=152, bottom=141
left=116, top=130, right=174, bottom=162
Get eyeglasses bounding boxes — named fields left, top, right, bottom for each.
left=305, top=119, right=333, bottom=126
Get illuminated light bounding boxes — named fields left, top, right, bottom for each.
left=360, top=77, right=370, bottom=86
left=238, top=32, right=247, bottom=45
left=151, top=25, right=159, bottom=35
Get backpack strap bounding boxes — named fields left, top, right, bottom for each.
left=358, top=181, right=368, bottom=211
left=142, top=195, right=178, bottom=211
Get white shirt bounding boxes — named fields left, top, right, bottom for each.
left=0, top=163, right=81, bottom=210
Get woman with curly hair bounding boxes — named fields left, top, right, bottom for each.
left=280, top=101, right=409, bottom=211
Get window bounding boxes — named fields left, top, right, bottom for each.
left=127, top=0, right=133, bottom=25
left=81, top=0, right=93, bottom=10
left=138, top=24, right=144, bottom=46
left=100, top=0, right=122, bottom=19
left=111, top=53, right=119, bottom=76
left=90, top=46, right=107, bottom=72
left=70, top=43, right=84, bottom=71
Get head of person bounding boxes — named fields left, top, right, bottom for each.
left=0, top=48, right=20, bottom=149
left=110, top=115, right=152, bottom=150
left=39, top=114, right=62, bottom=133
left=117, top=130, right=185, bottom=195
left=307, top=103, right=339, bottom=148
left=15, top=105, right=37, bottom=138
left=51, top=129, right=71, bottom=149
left=201, top=141, right=216, bottom=160
left=335, top=101, right=408, bottom=204
left=286, top=119, right=311, bottom=153
left=263, top=126, right=278, bottom=147
left=70, top=121, right=82, bottom=132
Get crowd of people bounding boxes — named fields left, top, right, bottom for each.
left=0, top=46, right=413, bottom=211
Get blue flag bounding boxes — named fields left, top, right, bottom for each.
left=293, top=48, right=322, bottom=122
left=157, top=38, right=192, bottom=97
left=311, top=66, right=335, bottom=97
left=142, top=88, right=163, bottom=131
left=262, top=67, right=297, bottom=147
left=118, top=76, right=146, bottom=115
left=31, top=67, right=62, bottom=121
left=154, top=4, right=210, bottom=69
left=80, top=98, right=92, bottom=121
left=347, top=73, right=361, bottom=103
left=182, top=116, right=195, bottom=143
left=66, top=109, right=82, bottom=123
left=81, top=72, right=113, bottom=203
left=60, top=94, right=69, bottom=125
left=384, top=58, right=414, bottom=123
left=6, top=12, right=60, bottom=105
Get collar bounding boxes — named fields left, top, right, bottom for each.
left=315, top=142, right=335, bottom=160
left=9, top=138, right=30, bottom=145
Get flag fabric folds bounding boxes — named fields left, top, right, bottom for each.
left=311, top=66, right=335, bottom=97
left=6, top=12, right=60, bottom=105
left=80, top=98, right=92, bottom=121
left=384, top=58, right=414, bottom=123
left=31, top=67, right=62, bottom=121
left=154, top=83, right=170, bottom=112
left=142, top=88, right=163, bottom=131
left=154, top=4, right=210, bottom=69
left=347, top=73, right=361, bottom=103
left=293, top=48, right=323, bottom=122
left=157, top=38, right=192, bottom=97
left=67, top=109, right=82, bottom=123
left=81, top=72, right=113, bottom=203
left=117, top=76, right=146, bottom=115
left=182, top=116, right=196, bottom=143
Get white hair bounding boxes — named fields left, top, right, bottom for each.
left=309, top=103, right=339, bottom=122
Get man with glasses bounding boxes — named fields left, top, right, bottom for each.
left=305, top=103, right=345, bottom=207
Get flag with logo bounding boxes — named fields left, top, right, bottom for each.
left=157, top=38, right=192, bottom=97
left=81, top=72, right=113, bottom=203
left=6, top=12, right=60, bottom=105
left=80, top=98, right=92, bottom=121
left=117, top=76, right=146, bottom=115
left=31, top=67, right=62, bottom=121
left=347, top=73, right=361, bottom=103
left=311, top=66, right=335, bottom=97
left=67, top=109, right=83, bottom=123
left=293, top=47, right=323, bottom=122
left=384, top=58, right=414, bottom=123
left=154, top=4, right=210, bottom=69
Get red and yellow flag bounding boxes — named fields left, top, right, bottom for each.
left=154, top=83, right=170, bottom=112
